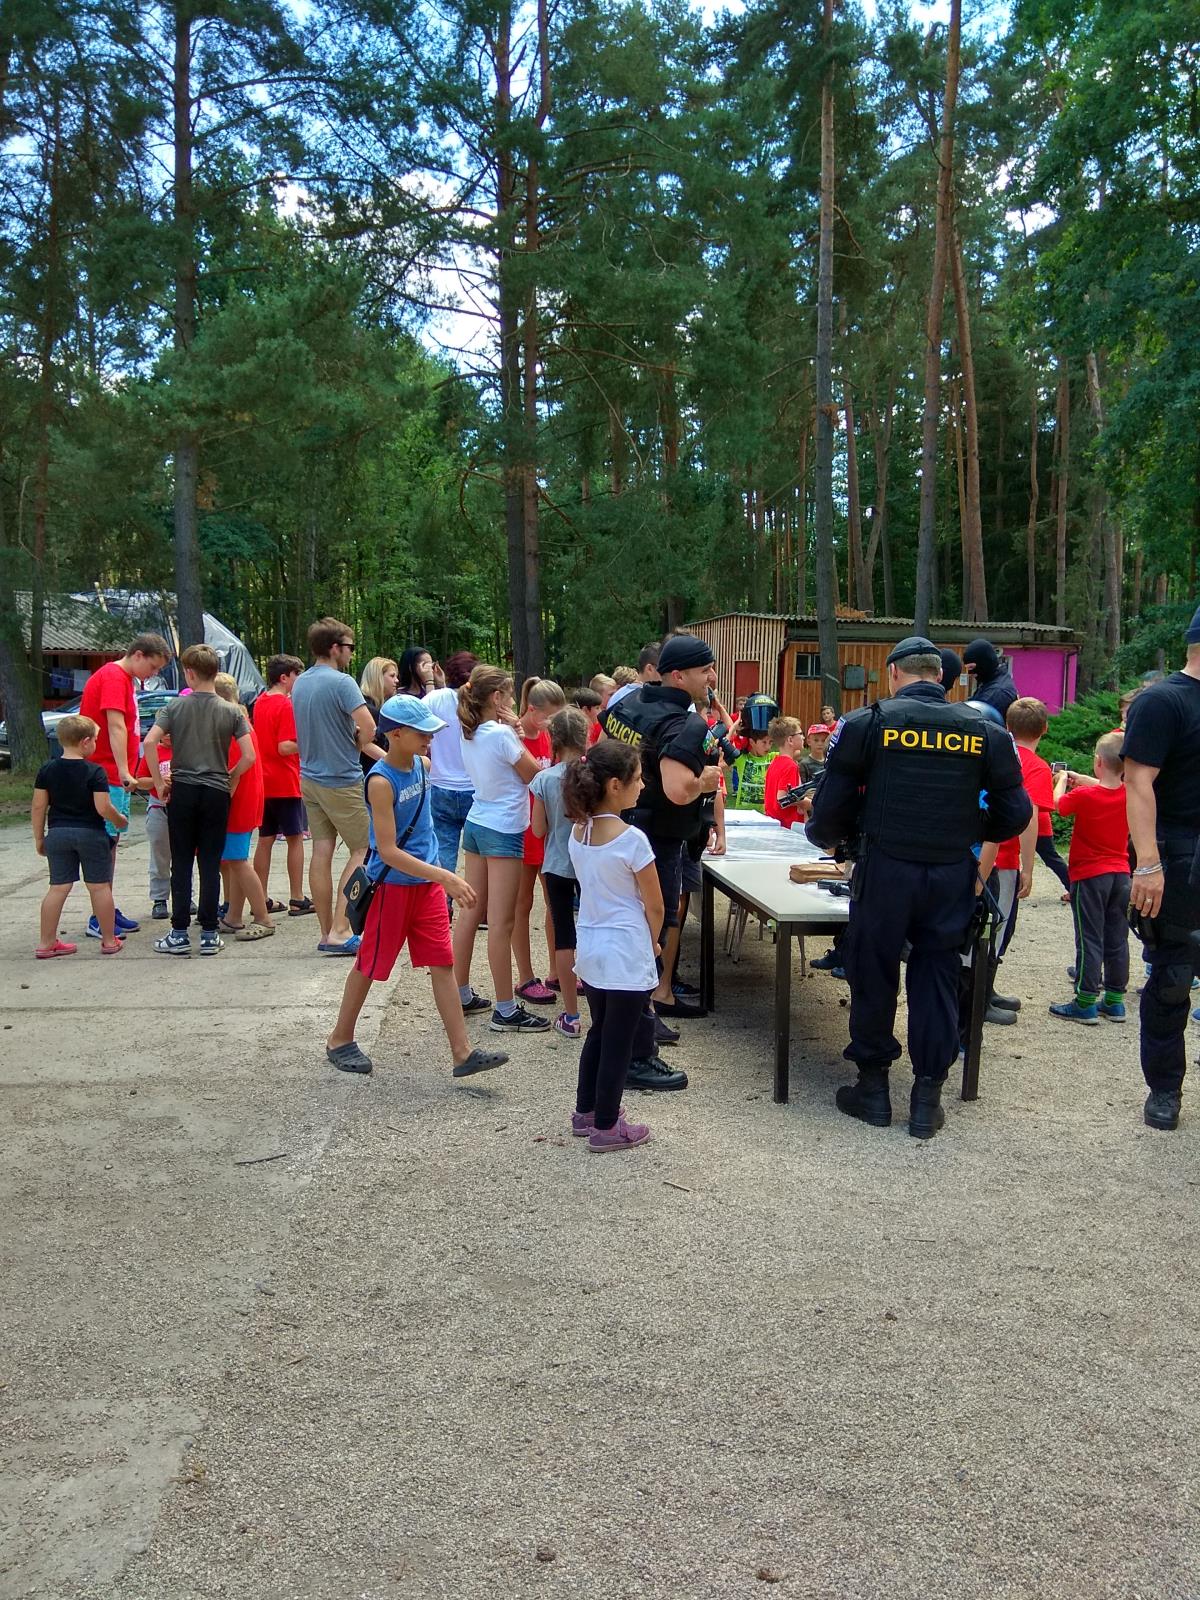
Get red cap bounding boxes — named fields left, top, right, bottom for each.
left=807, top=723, right=831, bottom=737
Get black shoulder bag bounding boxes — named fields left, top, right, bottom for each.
left=343, top=763, right=428, bottom=936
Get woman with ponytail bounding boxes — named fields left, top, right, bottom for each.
left=451, top=665, right=550, bottom=1034
left=562, top=742, right=664, bottom=1152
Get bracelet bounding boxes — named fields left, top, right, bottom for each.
left=1133, top=862, right=1163, bottom=877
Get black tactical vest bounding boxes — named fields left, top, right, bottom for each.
left=602, top=685, right=705, bottom=839
left=858, top=695, right=989, bottom=863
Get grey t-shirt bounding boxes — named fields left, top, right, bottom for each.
left=155, top=693, right=249, bottom=792
left=530, top=763, right=574, bottom=879
left=292, top=664, right=367, bottom=788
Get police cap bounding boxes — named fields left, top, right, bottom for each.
left=885, top=635, right=939, bottom=666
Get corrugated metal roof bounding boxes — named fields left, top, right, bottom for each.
left=687, top=612, right=1079, bottom=643
left=15, top=592, right=128, bottom=652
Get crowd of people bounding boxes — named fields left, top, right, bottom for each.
left=27, top=610, right=1200, bottom=1149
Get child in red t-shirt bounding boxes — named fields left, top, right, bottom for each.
left=763, top=716, right=806, bottom=829
left=1050, top=731, right=1131, bottom=1024
left=251, top=654, right=309, bottom=915
left=214, top=674, right=274, bottom=940
left=977, top=699, right=1047, bottom=1023
left=512, top=677, right=566, bottom=1003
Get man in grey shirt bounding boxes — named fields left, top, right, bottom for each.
left=291, top=617, right=385, bottom=953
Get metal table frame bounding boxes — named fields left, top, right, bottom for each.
left=699, top=860, right=848, bottom=1105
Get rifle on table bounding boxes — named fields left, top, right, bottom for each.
left=961, top=877, right=1004, bottom=1101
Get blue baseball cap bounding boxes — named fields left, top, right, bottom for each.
left=376, top=693, right=446, bottom=735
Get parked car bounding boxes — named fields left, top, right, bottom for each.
left=0, top=690, right=180, bottom=765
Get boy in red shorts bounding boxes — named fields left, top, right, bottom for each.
left=325, top=694, right=510, bottom=1079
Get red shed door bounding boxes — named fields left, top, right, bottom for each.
left=733, top=660, right=760, bottom=701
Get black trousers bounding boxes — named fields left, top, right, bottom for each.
left=1140, top=837, right=1200, bottom=1093
left=577, top=988, right=651, bottom=1128
left=167, top=781, right=231, bottom=933
left=845, top=849, right=977, bottom=1082
left=1070, top=872, right=1131, bottom=999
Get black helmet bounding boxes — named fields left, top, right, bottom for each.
left=740, top=693, right=779, bottom=735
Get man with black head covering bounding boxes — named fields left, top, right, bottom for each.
left=806, top=636, right=1031, bottom=1139
left=602, top=632, right=723, bottom=1090
left=1122, top=606, right=1200, bottom=1130
left=962, top=638, right=1018, bottom=718
left=939, top=647, right=963, bottom=696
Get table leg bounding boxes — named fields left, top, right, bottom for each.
left=774, top=922, right=792, bottom=1104
left=700, top=870, right=715, bottom=1011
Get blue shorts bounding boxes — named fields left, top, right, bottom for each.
left=105, top=784, right=130, bottom=841
left=222, top=830, right=253, bottom=862
left=462, top=819, right=525, bottom=859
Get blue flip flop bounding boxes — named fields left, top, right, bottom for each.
left=317, top=936, right=361, bottom=956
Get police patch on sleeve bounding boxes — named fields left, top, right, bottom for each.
left=825, top=715, right=847, bottom=755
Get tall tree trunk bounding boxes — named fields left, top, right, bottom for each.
left=1025, top=384, right=1039, bottom=622
left=495, top=5, right=528, bottom=677
left=172, top=7, right=203, bottom=650
left=914, top=0, right=961, bottom=634
left=30, top=93, right=64, bottom=689
left=1131, top=545, right=1143, bottom=617
left=1086, top=350, right=1121, bottom=665
left=950, top=226, right=986, bottom=621
left=1053, top=355, right=1070, bottom=628
left=796, top=418, right=809, bottom=614
left=842, top=319, right=867, bottom=610
left=865, top=389, right=895, bottom=614
left=813, top=0, right=841, bottom=711
left=950, top=375, right=968, bottom=613
left=0, top=459, right=47, bottom=771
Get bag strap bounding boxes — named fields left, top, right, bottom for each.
left=365, top=760, right=427, bottom=882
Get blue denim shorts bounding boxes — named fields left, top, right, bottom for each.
left=221, top=830, right=253, bottom=862
left=105, top=783, right=131, bottom=841
left=462, top=819, right=525, bottom=859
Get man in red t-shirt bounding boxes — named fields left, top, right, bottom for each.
left=78, top=630, right=171, bottom=935
left=251, top=653, right=308, bottom=914
left=1050, top=732, right=1131, bottom=1023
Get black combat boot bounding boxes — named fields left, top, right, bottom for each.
left=1144, top=1089, right=1182, bottom=1131
left=909, top=1076, right=946, bottom=1140
left=835, top=1067, right=892, bottom=1127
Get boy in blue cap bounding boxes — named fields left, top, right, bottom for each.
left=326, top=694, right=509, bottom=1080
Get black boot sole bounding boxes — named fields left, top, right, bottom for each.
left=909, top=1113, right=945, bottom=1140
left=834, top=1089, right=891, bottom=1127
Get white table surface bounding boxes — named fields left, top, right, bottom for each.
left=703, top=856, right=850, bottom=925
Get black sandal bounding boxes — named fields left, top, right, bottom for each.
left=288, top=897, right=316, bottom=917
left=267, top=898, right=287, bottom=914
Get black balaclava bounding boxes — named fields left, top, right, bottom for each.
left=964, top=638, right=999, bottom=683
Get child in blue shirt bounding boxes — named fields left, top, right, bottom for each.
left=326, top=695, right=508, bottom=1080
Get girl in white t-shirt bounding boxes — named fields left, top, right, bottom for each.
left=563, top=742, right=665, bottom=1152
left=451, top=665, right=549, bottom=1035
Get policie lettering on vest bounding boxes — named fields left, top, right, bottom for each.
left=881, top=727, right=984, bottom=755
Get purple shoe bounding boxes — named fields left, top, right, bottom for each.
left=553, top=1012, right=582, bottom=1039
left=516, top=977, right=556, bottom=1005
left=588, top=1114, right=650, bottom=1153
left=571, top=1103, right=625, bottom=1137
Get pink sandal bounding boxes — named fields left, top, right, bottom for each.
left=35, top=940, right=77, bottom=960
left=100, top=939, right=123, bottom=955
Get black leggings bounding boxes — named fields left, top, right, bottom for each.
left=543, top=871, right=577, bottom=950
left=167, top=781, right=231, bottom=932
left=1036, top=834, right=1071, bottom=891
left=578, top=987, right=652, bottom=1129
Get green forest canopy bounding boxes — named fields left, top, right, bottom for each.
left=1, top=0, right=1197, bottom=758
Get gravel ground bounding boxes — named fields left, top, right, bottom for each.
left=3, top=819, right=1199, bottom=1600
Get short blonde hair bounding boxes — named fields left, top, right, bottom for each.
left=214, top=673, right=240, bottom=704
left=611, top=666, right=639, bottom=688
left=590, top=673, right=616, bottom=694
left=768, top=715, right=802, bottom=747
left=1096, top=731, right=1124, bottom=774
left=57, top=713, right=99, bottom=749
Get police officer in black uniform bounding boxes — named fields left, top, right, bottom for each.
left=805, top=636, right=1031, bottom=1139
left=602, top=633, right=723, bottom=1091
left=1122, top=606, right=1200, bottom=1130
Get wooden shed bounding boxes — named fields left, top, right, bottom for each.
left=687, top=613, right=1080, bottom=729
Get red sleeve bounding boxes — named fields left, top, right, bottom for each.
left=588, top=721, right=603, bottom=746
left=1055, top=788, right=1081, bottom=818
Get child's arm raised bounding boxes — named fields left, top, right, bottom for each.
left=634, top=859, right=665, bottom=959
left=31, top=787, right=48, bottom=856
left=368, top=774, right=476, bottom=909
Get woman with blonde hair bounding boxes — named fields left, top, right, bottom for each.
left=512, top=676, right=567, bottom=1005
left=452, top=665, right=549, bottom=1034
left=358, top=658, right=398, bottom=777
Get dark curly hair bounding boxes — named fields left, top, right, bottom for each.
left=561, top=740, right=641, bottom=821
